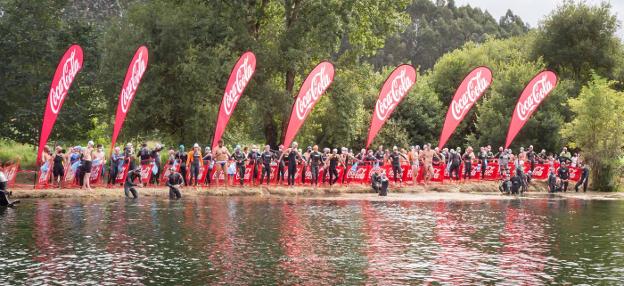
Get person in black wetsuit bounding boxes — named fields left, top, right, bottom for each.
left=326, top=149, right=341, bottom=186
left=247, top=145, right=260, bottom=185
left=188, top=143, right=203, bottom=187
left=575, top=162, right=590, bottom=192
left=557, top=162, right=570, bottom=192
left=308, top=145, right=322, bottom=187
left=321, top=148, right=330, bottom=184
left=175, top=145, right=188, bottom=186
left=449, top=149, right=461, bottom=181
left=276, top=145, right=286, bottom=184
left=124, top=167, right=142, bottom=199
left=510, top=174, right=522, bottom=195
left=150, top=144, right=163, bottom=185
left=374, top=146, right=385, bottom=167
left=166, top=167, right=183, bottom=199
left=527, top=145, right=536, bottom=172
left=284, top=143, right=303, bottom=187
left=548, top=170, right=558, bottom=193
left=389, top=146, right=406, bottom=186
left=232, top=146, right=247, bottom=186
left=203, top=147, right=213, bottom=186
left=0, top=168, right=18, bottom=207
left=259, top=145, right=273, bottom=185
left=139, top=143, right=151, bottom=165
left=108, top=147, right=122, bottom=186
left=52, top=146, right=65, bottom=188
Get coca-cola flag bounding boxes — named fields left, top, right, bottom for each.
left=37, top=45, right=84, bottom=163
left=366, top=64, right=416, bottom=148
left=505, top=70, right=558, bottom=148
left=283, top=61, right=335, bottom=148
left=110, top=46, right=149, bottom=154
left=438, top=66, right=492, bottom=149
left=211, top=51, right=257, bottom=149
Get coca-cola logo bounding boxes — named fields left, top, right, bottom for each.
left=120, top=50, right=147, bottom=114
left=348, top=167, right=368, bottom=180
left=49, top=48, right=81, bottom=114
left=295, top=67, right=331, bottom=120
left=116, top=165, right=127, bottom=180
left=516, top=74, right=554, bottom=121
left=140, top=166, right=151, bottom=181
left=533, top=166, right=545, bottom=177
left=451, top=71, right=490, bottom=120
left=569, top=168, right=578, bottom=179
left=484, top=165, right=497, bottom=177
left=375, top=68, right=414, bottom=121
left=5, top=166, right=16, bottom=181
left=432, top=167, right=442, bottom=179
left=89, top=166, right=101, bottom=180
left=224, top=56, right=254, bottom=115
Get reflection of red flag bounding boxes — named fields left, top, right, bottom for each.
left=366, top=65, right=416, bottom=148
left=37, top=45, right=84, bottom=163
left=505, top=70, right=558, bottom=148
left=282, top=61, right=335, bottom=148
left=110, top=46, right=149, bottom=154
left=212, top=51, right=256, bottom=149
left=438, top=67, right=492, bottom=149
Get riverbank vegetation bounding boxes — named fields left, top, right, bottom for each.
left=0, top=0, right=622, bottom=190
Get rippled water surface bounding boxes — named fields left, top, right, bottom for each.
left=1, top=195, right=623, bottom=285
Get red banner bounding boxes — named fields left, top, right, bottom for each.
left=283, top=61, right=335, bottom=148
left=116, top=163, right=130, bottom=184
left=37, top=45, right=84, bottom=163
left=505, top=70, right=558, bottom=148
left=3, top=163, right=19, bottom=187
left=89, top=164, right=103, bottom=184
left=366, top=64, right=417, bottom=148
left=36, top=166, right=52, bottom=188
left=438, top=66, right=492, bottom=149
left=110, top=46, right=149, bottom=154
left=140, top=164, right=153, bottom=184
left=63, top=164, right=77, bottom=186
left=212, top=51, right=256, bottom=149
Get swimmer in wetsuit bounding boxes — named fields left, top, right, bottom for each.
left=124, top=167, right=142, bottom=199
left=52, top=146, right=66, bottom=188
left=0, top=168, right=18, bottom=207
left=308, top=145, right=322, bottom=187
left=260, top=145, right=273, bottom=185
left=176, top=145, right=188, bottom=186
left=166, top=167, right=183, bottom=199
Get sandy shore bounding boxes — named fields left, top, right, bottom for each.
left=6, top=181, right=622, bottom=201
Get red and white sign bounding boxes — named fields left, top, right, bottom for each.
left=110, top=46, right=149, bottom=155
left=438, top=66, right=492, bottom=149
left=505, top=71, right=557, bottom=148
left=116, top=163, right=130, bottom=184
left=140, top=164, right=153, bottom=184
left=89, top=164, right=103, bottom=184
left=283, top=61, right=335, bottom=148
left=366, top=65, right=416, bottom=148
left=3, top=163, right=19, bottom=187
left=212, top=52, right=256, bottom=149
left=37, top=45, right=84, bottom=163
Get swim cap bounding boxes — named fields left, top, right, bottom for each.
left=193, top=143, right=199, bottom=148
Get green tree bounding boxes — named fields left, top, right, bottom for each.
left=562, top=74, right=624, bottom=192
left=533, top=1, right=621, bottom=83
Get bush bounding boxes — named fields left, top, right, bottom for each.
left=0, top=140, right=37, bottom=170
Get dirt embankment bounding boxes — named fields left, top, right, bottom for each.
left=7, top=180, right=556, bottom=199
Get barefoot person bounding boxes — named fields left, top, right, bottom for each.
left=308, top=145, right=322, bottom=187
left=186, top=143, right=203, bottom=187
left=213, top=140, right=230, bottom=186
left=81, top=141, right=95, bottom=191
left=420, top=144, right=437, bottom=185
left=52, top=146, right=66, bottom=188
left=389, top=146, right=406, bottom=187
left=408, top=146, right=420, bottom=185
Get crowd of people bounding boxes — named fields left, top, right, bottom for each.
left=34, top=138, right=591, bottom=199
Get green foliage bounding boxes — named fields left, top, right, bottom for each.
left=534, top=1, right=621, bottom=83
left=562, top=74, right=624, bottom=192
left=0, top=140, right=36, bottom=169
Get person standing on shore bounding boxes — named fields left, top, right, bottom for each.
left=276, top=145, right=286, bottom=184
left=409, top=146, right=420, bottom=185
left=285, top=143, right=302, bottom=187
left=52, top=146, right=65, bottom=188
left=326, top=148, right=340, bottom=186
left=213, top=140, right=230, bottom=186
left=308, top=145, right=322, bottom=187
left=527, top=145, right=536, bottom=171
left=94, top=144, right=106, bottom=183
left=462, top=147, right=475, bottom=182
left=232, top=145, right=247, bottom=186
left=575, top=162, right=590, bottom=192
left=421, top=144, right=437, bottom=185
left=150, top=144, right=163, bottom=186
left=449, top=149, right=461, bottom=182
left=248, top=145, right=260, bottom=185
left=260, top=145, right=273, bottom=185
left=176, top=145, right=188, bottom=186
left=81, top=141, right=95, bottom=191
left=108, top=147, right=122, bottom=186
left=389, top=146, right=406, bottom=187
left=166, top=166, right=183, bottom=200
left=203, top=147, right=213, bottom=186
left=557, top=161, right=570, bottom=192
left=559, top=147, right=572, bottom=164
left=186, top=143, right=203, bottom=187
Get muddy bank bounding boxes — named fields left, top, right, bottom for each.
left=11, top=180, right=621, bottom=200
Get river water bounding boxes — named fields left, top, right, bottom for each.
left=0, top=195, right=623, bottom=285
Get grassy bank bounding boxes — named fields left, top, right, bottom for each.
left=0, top=140, right=36, bottom=169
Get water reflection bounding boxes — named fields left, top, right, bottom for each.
left=0, top=196, right=623, bottom=285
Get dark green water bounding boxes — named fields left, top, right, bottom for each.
left=0, top=196, right=623, bottom=285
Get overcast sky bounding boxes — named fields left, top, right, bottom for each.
left=455, top=0, right=624, bottom=38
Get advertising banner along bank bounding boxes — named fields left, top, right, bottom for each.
left=438, top=66, right=492, bottom=149
left=110, top=46, right=149, bottom=154
left=505, top=70, right=558, bottom=148
left=212, top=51, right=256, bottom=149
left=37, top=45, right=84, bottom=163
left=366, top=64, right=416, bottom=148
left=282, top=61, right=335, bottom=148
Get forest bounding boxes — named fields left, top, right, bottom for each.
left=0, top=0, right=623, bottom=190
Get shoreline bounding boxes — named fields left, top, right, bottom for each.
left=7, top=181, right=623, bottom=201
